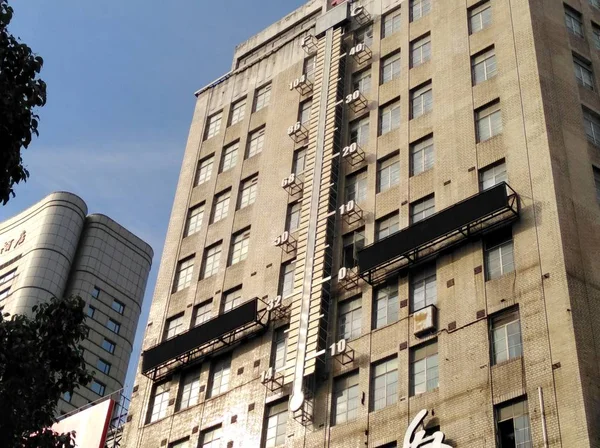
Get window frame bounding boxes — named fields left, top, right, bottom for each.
left=201, top=242, right=222, bottom=279
left=229, top=97, right=246, bottom=126
left=484, top=229, right=515, bottom=280
left=238, top=175, right=258, bottom=209
left=247, top=126, right=266, bottom=158
left=147, top=382, right=170, bottom=423
left=410, top=195, right=435, bottom=224
left=410, top=82, right=433, bottom=119
left=371, top=357, right=398, bottom=411
left=379, top=99, right=401, bottom=135
left=353, top=68, right=372, bottom=94
left=574, top=54, right=595, bottom=90
left=345, top=169, right=368, bottom=203
left=475, top=101, right=502, bottom=142
left=184, top=203, right=205, bottom=237
left=410, top=135, right=434, bottom=176
left=490, top=308, right=523, bottom=365
left=411, top=34, right=431, bottom=67
left=584, top=107, right=600, bottom=145
left=173, top=256, right=194, bottom=293
left=195, top=155, right=214, bottom=186
left=220, top=141, right=239, bottom=173
left=253, top=83, right=272, bottom=112
left=193, top=300, right=213, bottom=327
left=204, top=112, right=222, bottom=141
left=409, top=339, right=439, bottom=396
left=337, top=296, right=362, bottom=341
left=382, top=7, right=402, bottom=38
left=332, top=371, right=360, bottom=425
left=375, top=212, right=400, bottom=241
left=176, top=368, right=201, bottom=411
left=263, top=400, right=288, bottom=448
left=472, top=46, right=497, bottom=85
left=410, top=0, right=431, bottom=22
left=207, top=356, right=231, bottom=398
left=211, top=189, right=231, bottom=223
left=229, top=229, right=250, bottom=266
left=381, top=52, right=401, bottom=84
left=374, top=283, right=399, bottom=329
left=468, top=1, right=492, bottom=34
left=565, top=5, right=584, bottom=38
left=279, top=261, right=295, bottom=298
left=479, top=160, right=507, bottom=191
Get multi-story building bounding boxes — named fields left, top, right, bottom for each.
left=123, top=0, right=600, bottom=446
left=0, top=192, right=153, bottom=415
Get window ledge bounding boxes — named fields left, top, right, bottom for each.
left=491, top=355, right=523, bottom=369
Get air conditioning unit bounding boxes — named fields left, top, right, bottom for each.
left=348, top=42, right=372, bottom=64
left=350, top=5, right=371, bottom=25
left=413, top=305, right=437, bottom=336
left=344, top=89, right=368, bottom=113
left=339, top=200, right=363, bottom=225
left=274, top=231, right=296, bottom=253
left=287, top=121, right=309, bottom=142
left=289, top=74, right=313, bottom=95
left=300, top=35, right=317, bottom=55
left=340, top=142, right=365, bottom=166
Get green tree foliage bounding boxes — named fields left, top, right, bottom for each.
left=0, top=0, right=47, bottom=205
left=0, top=295, right=92, bottom=447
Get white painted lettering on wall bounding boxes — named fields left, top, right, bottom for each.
left=403, top=409, right=451, bottom=448
left=1, top=230, right=26, bottom=255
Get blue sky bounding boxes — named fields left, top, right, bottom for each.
left=0, top=0, right=305, bottom=395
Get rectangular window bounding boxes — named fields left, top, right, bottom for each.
left=91, top=379, right=106, bottom=396
left=411, top=34, right=431, bottom=67
left=303, top=55, right=316, bottom=80
left=148, top=382, right=169, bottom=423
left=594, top=167, right=600, bottom=202
left=496, top=399, right=532, bottom=448
left=372, top=357, right=398, bottom=411
left=410, top=135, right=434, bottom=176
left=472, top=47, right=497, bottom=85
left=353, top=68, right=372, bottom=94
left=374, top=284, right=399, bottom=328
left=299, top=100, right=312, bottom=127
left=193, top=300, right=212, bottom=327
left=184, top=203, right=204, bottom=237
left=377, top=156, right=400, bottom=193
left=293, top=148, right=307, bottom=175
left=286, top=202, right=301, bottom=232
left=355, top=25, right=374, bottom=47
left=480, top=160, right=507, bottom=191
left=107, top=318, right=120, bottom=335
left=410, top=340, right=439, bottom=395
left=169, top=439, right=190, bottom=448
left=379, top=100, right=401, bottom=135
left=263, top=400, right=288, bottom=448
left=485, top=229, right=515, bottom=280
left=342, top=228, right=365, bottom=269
left=410, top=0, right=431, bottom=22
left=410, top=195, right=435, bottom=224
left=491, top=308, right=523, bottom=365
left=177, top=369, right=201, bottom=410
left=273, top=326, right=289, bottom=371
left=229, top=229, right=250, bottom=266
left=338, top=297, right=362, bottom=340
left=247, top=127, right=265, bottom=158
left=350, top=117, right=370, bottom=146
left=208, top=356, right=231, bottom=397
left=220, top=141, right=239, bottom=172
left=574, top=55, right=595, bottom=90
left=201, top=243, right=222, bottom=279
left=0, top=269, right=16, bottom=286
left=97, top=358, right=111, bottom=375
left=476, top=101, right=502, bottom=142
left=173, top=256, right=194, bottom=292
left=279, top=261, right=295, bottom=298
left=87, top=305, right=95, bottom=318
left=165, top=313, right=185, bottom=340
left=410, top=264, right=437, bottom=312
left=254, top=84, right=272, bottom=112
left=565, top=5, right=584, bottom=38
left=332, top=372, right=359, bottom=425
left=204, top=112, right=222, bottom=140
left=411, top=82, right=433, bottom=119
left=211, top=190, right=231, bottom=223
left=584, top=107, right=600, bottom=145
left=62, top=391, right=72, bottom=403
left=381, top=52, right=401, bottom=84
left=238, top=175, right=258, bottom=209
left=102, top=338, right=116, bottom=354
left=345, top=169, right=368, bottom=203
left=223, top=286, right=242, bottom=313
left=229, top=98, right=246, bottom=126
left=469, top=1, right=492, bottom=34
left=593, top=23, right=600, bottom=50
left=382, top=8, right=401, bottom=38
left=199, top=426, right=222, bottom=448
left=111, top=299, right=125, bottom=315
left=195, top=156, right=214, bottom=186
left=375, top=213, right=399, bottom=241
left=91, top=286, right=100, bottom=299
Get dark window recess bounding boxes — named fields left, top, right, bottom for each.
left=357, top=182, right=519, bottom=285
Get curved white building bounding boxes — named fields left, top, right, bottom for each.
left=0, top=192, right=153, bottom=414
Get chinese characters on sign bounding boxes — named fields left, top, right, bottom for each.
left=403, top=409, right=451, bottom=448
left=0, top=231, right=26, bottom=255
